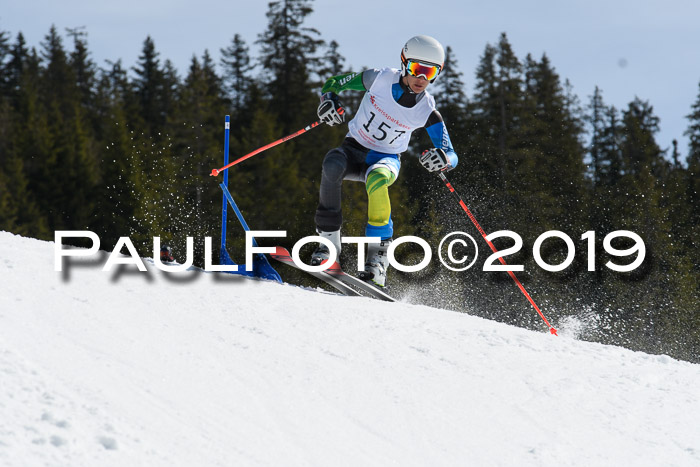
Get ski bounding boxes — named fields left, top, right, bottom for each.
left=270, top=247, right=361, bottom=297
left=269, top=247, right=395, bottom=302
left=322, top=261, right=396, bottom=302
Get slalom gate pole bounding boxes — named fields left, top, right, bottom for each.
left=437, top=172, right=558, bottom=336
left=210, top=119, right=325, bottom=177
left=220, top=115, right=231, bottom=254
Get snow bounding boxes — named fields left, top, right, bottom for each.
left=0, top=230, right=699, bottom=466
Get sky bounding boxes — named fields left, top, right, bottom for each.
left=4, top=0, right=700, bottom=158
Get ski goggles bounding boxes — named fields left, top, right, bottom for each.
left=406, top=60, right=441, bottom=82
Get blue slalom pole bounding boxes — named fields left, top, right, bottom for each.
left=220, top=115, right=230, bottom=255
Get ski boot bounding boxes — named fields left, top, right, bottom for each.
left=310, top=230, right=341, bottom=266
left=359, top=239, right=392, bottom=287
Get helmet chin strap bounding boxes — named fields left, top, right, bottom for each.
left=400, top=75, right=419, bottom=94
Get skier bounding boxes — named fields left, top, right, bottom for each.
left=312, top=35, right=459, bottom=287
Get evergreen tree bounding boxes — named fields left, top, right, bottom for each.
left=33, top=26, right=98, bottom=231
left=494, top=33, right=524, bottom=186
left=685, top=81, right=700, bottom=164
left=132, top=36, right=168, bottom=135
left=521, top=54, right=587, bottom=233
left=660, top=139, right=696, bottom=341
left=683, top=81, right=700, bottom=270
left=41, top=26, right=76, bottom=105
left=256, top=0, right=324, bottom=132
left=593, top=98, right=679, bottom=350
left=220, top=33, right=252, bottom=114
left=669, top=82, right=700, bottom=359
left=128, top=37, right=183, bottom=249
left=0, top=29, right=48, bottom=236
left=467, top=33, right=528, bottom=234
left=0, top=27, right=10, bottom=94
left=586, top=87, right=607, bottom=186
left=463, top=42, right=497, bottom=194
left=7, top=37, right=46, bottom=179
left=0, top=150, right=49, bottom=237
left=4, top=33, right=30, bottom=109
left=671, top=139, right=681, bottom=169
left=584, top=88, right=627, bottom=300
left=620, top=98, right=667, bottom=179
left=66, top=27, right=96, bottom=113
left=161, top=59, right=179, bottom=126
left=90, top=59, right=142, bottom=248
left=599, top=105, right=624, bottom=187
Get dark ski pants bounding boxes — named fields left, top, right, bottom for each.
left=315, top=138, right=369, bottom=233
left=315, top=138, right=399, bottom=239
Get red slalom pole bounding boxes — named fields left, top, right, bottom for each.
left=210, top=119, right=325, bottom=176
left=437, top=172, right=558, bottom=336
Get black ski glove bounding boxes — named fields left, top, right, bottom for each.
left=420, top=148, right=450, bottom=172
left=317, top=92, right=345, bottom=126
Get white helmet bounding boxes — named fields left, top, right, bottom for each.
left=400, top=35, right=445, bottom=82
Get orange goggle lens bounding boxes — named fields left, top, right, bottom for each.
left=406, top=60, right=440, bottom=81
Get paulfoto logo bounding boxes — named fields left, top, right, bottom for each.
left=54, top=230, right=646, bottom=274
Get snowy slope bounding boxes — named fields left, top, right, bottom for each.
left=0, top=231, right=699, bottom=467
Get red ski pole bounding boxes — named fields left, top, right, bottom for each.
left=437, top=172, right=558, bottom=336
left=210, top=119, right=327, bottom=177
